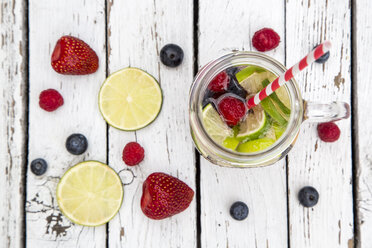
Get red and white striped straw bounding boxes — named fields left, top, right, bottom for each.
left=246, top=41, right=332, bottom=109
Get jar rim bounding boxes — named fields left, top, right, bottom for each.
left=189, top=51, right=304, bottom=167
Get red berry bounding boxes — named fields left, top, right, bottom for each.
left=252, top=28, right=280, bottom=52
left=208, top=71, right=230, bottom=93
left=39, top=89, right=64, bottom=112
left=51, top=36, right=99, bottom=75
left=217, top=96, right=247, bottom=126
left=317, top=122, right=340, bottom=142
left=122, top=142, right=145, bottom=166
left=141, top=172, right=194, bottom=220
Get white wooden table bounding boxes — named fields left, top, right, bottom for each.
left=1, top=0, right=371, bottom=247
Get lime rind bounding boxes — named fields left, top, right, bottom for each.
left=260, top=97, right=288, bottom=126
left=57, top=161, right=124, bottom=227
left=98, top=67, right=163, bottom=131
left=223, top=137, right=240, bottom=150
left=236, top=138, right=276, bottom=153
left=261, top=79, right=290, bottom=117
left=236, top=109, right=269, bottom=142
left=236, top=65, right=266, bottom=82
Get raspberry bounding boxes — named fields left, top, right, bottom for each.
left=208, top=71, right=230, bottom=93
left=122, top=142, right=145, bottom=166
left=317, top=122, right=340, bottom=142
left=252, top=28, right=280, bottom=52
left=39, top=89, right=64, bottom=112
left=217, top=96, right=247, bottom=126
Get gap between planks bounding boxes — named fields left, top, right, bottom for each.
left=193, top=0, right=202, bottom=248
left=350, top=0, right=360, bottom=247
left=23, top=0, right=30, bottom=247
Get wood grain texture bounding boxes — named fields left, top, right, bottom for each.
left=198, top=0, right=288, bottom=247
left=286, top=0, right=353, bottom=247
left=27, top=0, right=107, bottom=247
left=355, top=0, right=372, bottom=247
left=0, top=0, right=27, bottom=247
left=107, top=0, right=196, bottom=247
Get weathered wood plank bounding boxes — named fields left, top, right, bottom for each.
left=286, top=0, right=353, bottom=247
left=355, top=0, right=372, bottom=247
left=107, top=0, right=196, bottom=247
left=26, top=0, right=107, bottom=247
left=0, top=0, right=27, bottom=247
left=198, top=0, right=288, bottom=247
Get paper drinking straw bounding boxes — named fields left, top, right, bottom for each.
left=246, top=41, right=332, bottom=109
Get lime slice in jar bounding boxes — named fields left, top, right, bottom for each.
left=236, top=65, right=266, bottom=82
left=239, top=71, right=276, bottom=94
left=261, top=79, right=291, bottom=117
left=272, top=121, right=286, bottom=139
left=236, top=105, right=269, bottom=142
left=202, top=104, right=233, bottom=146
left=223, top=136, right=240, bottom=150
left=236, top=138, right=276, bottom=153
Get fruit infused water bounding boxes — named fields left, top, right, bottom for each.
left=202, top=65, right=291, bottom=153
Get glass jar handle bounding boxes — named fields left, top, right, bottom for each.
left=303, top=101, right=350, bottom=122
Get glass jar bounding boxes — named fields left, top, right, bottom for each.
left=189, top=52, right=350, bottom=168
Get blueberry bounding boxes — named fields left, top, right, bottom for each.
left=160, top=44, right=184, bottom=67
left=227, top=75, right=248, bottom=99
left=66, top=133, right=88, bottom=155
left=202, top=89, right=225, bottom=108
left=225, top=66, right=240, bottom=77
left=313, top=45, right=330, bottom=63
left=230, top=201, right=249, bottom=220
left=30, top=158, right=48, bottom=176
left=202, top=89, right=215, bottom=108
left=298, top=186, right=319, bottom=207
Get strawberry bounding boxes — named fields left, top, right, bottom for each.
left=51, top=35, right=99, bottom=75
left=141, top=172, right=194, bottom=220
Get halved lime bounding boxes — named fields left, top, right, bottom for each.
left=236, top=138, right=275, bottom=153
left=57, top=161, right=124, bottom=226
left=99, top=68, right=162, bottom=131
left=236, top=105, right=268, bottom=142
left=202, top=104, right=233, bottom=146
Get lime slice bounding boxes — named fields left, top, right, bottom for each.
left=263, top=125, right=277, bottom=140
left=236, top=65, right=265, bottom=82
left=99, top=68, right=162, bottom=131
left=261, top=79, right=290, bottom=116
left=239, top=71, right=276, bottom=94
left=57, top=161, right=123, bottom=226
left=260, top=97, right=288, bottom=126
left=236, top=138, right=275, bottom=153
left=223, top=137, right=240, bottom=150
left=236, top=105, right=268, bottom=142
left=273, top=121, right=286, bottom=139
left=202, top=104, right=233, bottom=146
left=275, top=86, right=291, bottom=109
